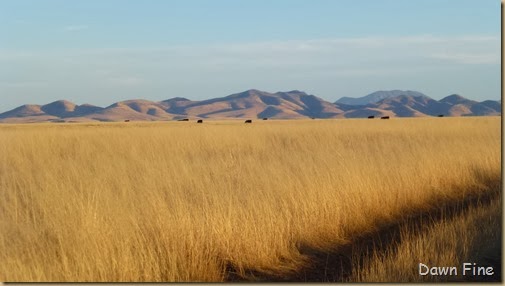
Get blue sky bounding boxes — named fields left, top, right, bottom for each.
left=0, top=0, right=500, bottom=111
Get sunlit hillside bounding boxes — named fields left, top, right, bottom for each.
left=0, top=117, right=500, bottom=282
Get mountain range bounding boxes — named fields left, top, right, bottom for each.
left=0, top=90, right=500, bottom=123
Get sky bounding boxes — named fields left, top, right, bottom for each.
left=0, top=0, right=500, bottom=112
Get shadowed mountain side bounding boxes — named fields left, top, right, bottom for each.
left=276, top=91, right=342, bottom=113
left=440, top=94, right=475, bottom=105
left=0, top=104, right=46, bottom=118
left=296, top=94, right=342, bottom=118
left=480, top=100, right=502, bottom=112
left=41, top=100, right=77, bottom=117
left=259, top=95, right=281, bottom=106
left=334, top=103, right=363, bottom=112
left=160, top=97, right=193, bottom=115
left=470, top=104, right=500, bottom=116
left=257, top=106, right=282, bottom=118
left=41, top=100, right=106, bottom=118
left=74, top=104, right=104, bottom=116
left=373, top=95, right=451, bottom=117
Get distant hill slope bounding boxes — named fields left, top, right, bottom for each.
left=176, top=89, right=343, bottom=119
left=438, top=94, right=501, bottom=116
left=0, top=90, right=500, bottom=122
left=337, top=92, right=500, bottom=118
left=372, top=94, right=450, bottom=117
left=336, top=90, right=427, bottom=106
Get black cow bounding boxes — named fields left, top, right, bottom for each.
left=368, top=116, right=375, bottom=119
left=438, top=114, right=444, bottom=117
left=263, top=118, right=268, bottom=120
left=178, top=118, right=189, bottom=121
left=380, top=116, right=390, bottom=119
left=197, top=119, right=203, bottom=123
left=244, top=120, right=252, bottom=123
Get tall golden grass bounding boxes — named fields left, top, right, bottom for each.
left=348, top=196, right=501, bottom=282
left=0, top=117, right=500, bottom=281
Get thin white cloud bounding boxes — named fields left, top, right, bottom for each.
left=13, top=19, right=30, bottom=25
left=106, top=76, right=147, bottom=86
left=1, top=34, right=499, bottom=73
left=428, top=53, right=499, bottom=65
left=69, top=34, right=498, bottom=67
left=66, top=35, right=494, bottom=54
left=64, top=25, right=88, bottom=32
left=0, top=81, right=47, bottom=88
left=0, top=51, right=36, bottom=62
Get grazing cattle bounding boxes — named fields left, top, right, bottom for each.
left=263, top=118, right=268, bottom=120
left=124, top=120, right=130, bottom=122
left=380, top=116, right=390, bottom=119
left=438, top=114, right=444, bottom=117
left=368, top=116, right=375, bottom=119
left=178, top=118, right=189, bottom=121
left=197, top=119, right=203, bottom=123
left=244, top=120, right=252, bottom=123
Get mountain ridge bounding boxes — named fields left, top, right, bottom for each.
left=0, top=89, right=500, bottom=123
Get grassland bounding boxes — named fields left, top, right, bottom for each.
left=348, top=194, right=501, bottom=282
left=0, top=116, right=501, bottom=282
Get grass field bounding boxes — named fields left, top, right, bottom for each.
left=0, top=116, right=501, bottom=282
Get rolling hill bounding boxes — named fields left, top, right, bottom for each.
left=335, top=91, right=500, bottom=118
left=0, top=90, right=500, bottom=122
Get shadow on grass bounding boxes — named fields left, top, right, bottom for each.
left=224, top=168, right=502, bottom=282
